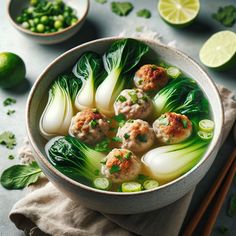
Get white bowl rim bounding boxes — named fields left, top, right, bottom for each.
left=7, top=0, right=90, bottom=37
left=26, top=36, right=224, bottom=196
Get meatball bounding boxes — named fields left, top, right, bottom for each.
left=101, top=148, right=141, bottom=183
left=117, top=119, right=155, bottom=153
left=69, top=108, right=109, bottom=145
left=134, top=64, right=168, bottom=92
left=114, top=89, right=152, bottom=120
left=153, top=112, right=192, bottom=144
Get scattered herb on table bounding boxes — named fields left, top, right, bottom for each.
left=218, top=225, right=229, bottom=234
left=7, top=109, right=15, bottom=116
left=8, top=154, right=15, bottom=160
left=0, top=161, right=42, bottom=190
left=111, top=2, right=134, bottom=16
left=212, top=5, right=236, bottom=27
left=0, top=131, right=16, bottom=149
left=95, top=0, right=107, bottom=4
left=3, top=97, right=16, bottom=106
left=136, top=9, right=151, bottom=19
left=227, top=194, right=236, bottom=217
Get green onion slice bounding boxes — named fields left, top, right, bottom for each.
left=199, top=119, right=215, bottom=132
left=197, top=131, right=213, bottom=140
left=121, top=181, right=142, bottom=192
left=93, top=177, right=110, bottom=190
left=143, top=179, right=159, bottom=190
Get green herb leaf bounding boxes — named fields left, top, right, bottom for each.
left=90, top=119, right=98, bottom=128
left=7, top=110, right=15, bottom=116
left=115, top=155, right=123, bottom=161
left=137, top=174, right=149, bottom=183
left=212, top=5, right=236, bottom=27
left=112, top=113, right=126, bottom=127
left=112, top=136, right=122, bottom=142
left=124, top=133, right=130, bottom=139
left=0, top=162, right=42, bottom=189
left=182, top=119, right=188, bottom=128
left=94, top=138, right=111, bottom=152
left=100, top=158, right=107, bottom=165
left=110, top=165, right=121, bottom=174
left=218, top=225, right=229, bottom=234
left=136, top=9, right=151, bottom=18
left=111, top=2, right=134, bottom=16
left=95, top=0, right=107, bottom=4
left=129, top=91, right=138, bottom=104
left=8, top=155, right=15, bottom=160
left=227, top=194, right=236, bottom=217
left=136, top=134, right=147, bottom=142
left=3, top=97, right=16, bottom=106
left=0, top=131, right=16, bottom=149
left=117, top=95, right=127, bottom=102
left=124, top=151, right=131, bottom=160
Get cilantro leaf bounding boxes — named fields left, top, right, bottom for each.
left=7, top=110, right=15, bottom=116
left=136, top=134, right=147, bottom=142
left=136, top=9, right=151, bottom=19
left=109, top=165, right=121, bottom=174
left=3, top=97, right=16, bottom=106
left=111, top=2, right=134, bottom=16
left=0, top=161, right=42, bottom=189
left=0, top=131, right=16, bottom=149
left=112, top=113, right=126, bottom=127
left=95, top=0, right=107, bottom=4
left=94, top=138, right=111, bottom=152
left=112, top=136, right=122, bottom=142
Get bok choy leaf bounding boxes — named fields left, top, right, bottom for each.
left=95, top=38, right=149, bottom=116
left=39, top=74, right=81, bottom=138
left=73, top=52, right=105, bottom=110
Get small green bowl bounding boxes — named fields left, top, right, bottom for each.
left=7, top=0, right=89, bottom=45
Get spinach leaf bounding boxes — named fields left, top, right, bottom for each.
left=0, top=162, right=42, bottom=189
left=111, top=2, right=133, bottom=16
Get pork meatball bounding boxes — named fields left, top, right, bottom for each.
left=153, top=112, right=192, bottom=144
left=114, top=89, right=152, bottom=120
left=117, top=119, right=155, bottom=153
left=101, top=148, right=141, bottom=183
left=69, top=108, right=109, bottom=145
left=134, top=64, right=168, bottom=92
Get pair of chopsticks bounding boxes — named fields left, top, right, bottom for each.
left=183, top=147, right=236, bottom=236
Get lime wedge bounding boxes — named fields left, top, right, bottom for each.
left=158, top=0, right=200, bottom=26
left=199, top=31, right=236, bottom=69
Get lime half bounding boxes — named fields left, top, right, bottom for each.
left=158, top=0, right=200, bottom=26
left=199, top=31, right=236, bottom=69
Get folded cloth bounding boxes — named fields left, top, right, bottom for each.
left=9, top=84, right=236, bottom=236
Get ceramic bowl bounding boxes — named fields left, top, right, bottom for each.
left=26, top=37, right=223, bottom=214
left=7, top=0, right=89, bottom=44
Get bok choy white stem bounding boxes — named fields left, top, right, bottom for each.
left=141, top=137, right=209, bottom=183
left=73, top=52, right=105, bottom=110
left=95, top=38, right=149, bottom=116
left=39, top=74, right=81, bottom=138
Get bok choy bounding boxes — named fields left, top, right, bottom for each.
left=141, top=137, right=209, bottom=183
left=154, top=78, right=209, bottom=116
left=73, top=52, right=105, bottom=110
left=39, top=74, right=81, bottom=138
left=46, top=136, right=105, bottom=183
left=95, top=38, right=149, bottom=115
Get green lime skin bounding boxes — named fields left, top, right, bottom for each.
left=0, top=52, right=26, bottom=88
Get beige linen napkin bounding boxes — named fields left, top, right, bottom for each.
left=8, top=85, right=236, bottom=236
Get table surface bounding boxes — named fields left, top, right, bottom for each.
left=0, top=0, right=236, bottom=235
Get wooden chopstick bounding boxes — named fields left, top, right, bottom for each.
left=183, top=147, right=236, bottom=236
left=203, top=159, right=236, bottom=236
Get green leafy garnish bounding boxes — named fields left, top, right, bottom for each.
left=0, top=131, right=16, bottom=149
left=94, top=138, right=111, bottom=152
left=212, top=5, right=236, bottom=27
left=95, top=0, right=107, bottom=4
left=112, top=136, right=122, bottom=142
left=111, top=2, right=134, bottom=16
left=7, top=110, right=15, bottom=116
left=8, top=155, right=15, bottom=160
left=227, top=194, right=236, bottom=217
left=115, top=155, right=123, bottom=161
left=182, top=119, right=188, bottom=128
left=100, top=158, right=107, bottom=165
left=110, top=165, right=121, bottom=174
left=0, top=162, right=42, bottom=190
left=112, top=114, right=126, bottom=127
left=90, top=119, right=98, bottom=128
left=137, top=174, right=149, bottom=183
left=136, top=134, right=147, bottom=142
left=3, top=97, right=16, bottom=106
left=218, top=225, right=229, bottom=234
left=136, top=9, right=151, bottom=18
left=117, top=95, right=127, bottom=102
left=129, top=91, right=138, bottom=104
left=124, top=151, right=131, bottom=160
left=124, top=133, right=130, bottom=139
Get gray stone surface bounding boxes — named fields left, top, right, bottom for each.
left=0, top=0, right=236, bottom=235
